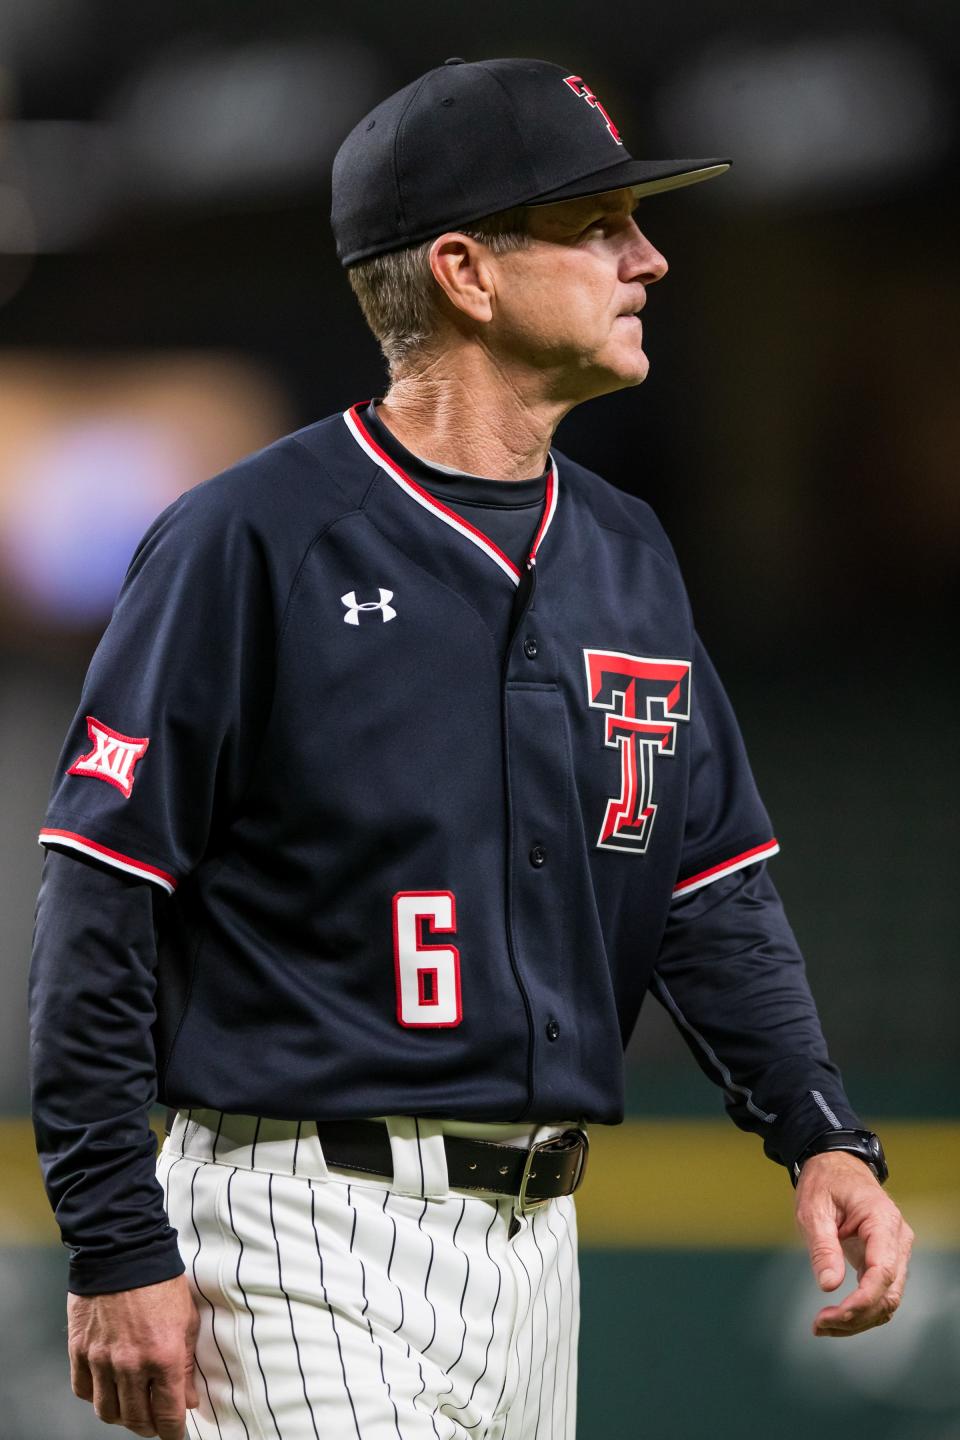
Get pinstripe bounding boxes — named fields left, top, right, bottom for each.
left=513, top=1210, right=543, bottom=1440
left=182, top=1110, right=192, bottom=1156
left=530, top=1209, right=552, bottom=1440
left=417, top=1198, right=438, bottom=1355
left=226, top=1170, right=281, bottom=1440
left=189, top=1162, right=248, bottom=1440
left=560, top=1200, right=579, bottom=1437
left=377, top=1344, right=404, bottom=1440
left=484, top=1205, right=516, bottom=1432
left=508, top=1227, right=535, bottom=1440
left=345, top=1187, right=368, bottom=1317
left=429, top=1197, right=468, bottom=1425
left=538, top=1208, right=564, bottom=1440
left=188, top=1410, right=205, bottom=1440
left=414, top=1116, right=425, bottom=1199
left=291, top=1121, right=302, bottom=1177
left=444, top=1200, right=470, bottom=1374
left=267, top=1173, right=320, bottom=1440
left=421, top=1364, right=441, bottom=1440
left=486, top=1318, right=511, bottom=1429
left=409, top=1344, right=425, bottom=1408
left=345, top=1183, right=404, bottom=1437
left=408, top=1345, right=441, bottom=1439
left=383, top=1192, right=406, bottom=1334
left=249, top=1117, right=262, bottom=1171
left=446, top=1202, right=503, bottom=1418
left=162, top=1151, right=183, bottom=1211
left=186, top=1164, right=224, bottom=1440
left=545, top=1206, right=568, bottom=1440
left=211, top=1110, right=224, bottom=1163
left=307, top=1181, right=361, bottom=1440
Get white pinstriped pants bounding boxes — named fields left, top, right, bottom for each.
left=159, top=1112, right=580, bottom=1440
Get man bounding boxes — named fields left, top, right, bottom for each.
left=30, top=56, right=912, bottom=1440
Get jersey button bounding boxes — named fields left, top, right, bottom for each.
left=523, top=636, right=539, bottom=659
left=545, top=1019, right=560, bottom=1041
left=529, top=843, right=547, bottom=867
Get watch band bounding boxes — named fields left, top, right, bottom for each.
left=791, top=1129, right=888, bottom=1187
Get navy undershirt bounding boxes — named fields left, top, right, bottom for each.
left=364, top=402, right=548, bottom=571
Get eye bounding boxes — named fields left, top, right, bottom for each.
left=580, top=211, right=627, bottom=239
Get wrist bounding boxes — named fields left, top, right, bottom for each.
left=791, top=1128, right=888, bottom=1188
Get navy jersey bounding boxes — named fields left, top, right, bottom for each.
left=32, top=401, right=863, bottom=1292
left=39, top=400, right=777, bottom=1119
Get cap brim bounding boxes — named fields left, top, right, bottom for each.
left=526, top=157, right=731, bottom=206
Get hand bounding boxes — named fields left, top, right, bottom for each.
left=794, top=1149, right=914, bottom=1338
left=67, top=1274, right=201, bottom=1438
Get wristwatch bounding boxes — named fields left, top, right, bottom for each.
left=791, top=1129, right=888, bottom=1187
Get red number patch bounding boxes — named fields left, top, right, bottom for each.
left=392, top=891, right=462, bottom=1028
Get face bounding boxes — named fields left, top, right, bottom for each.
left=482, top=188, right=669, bottom=402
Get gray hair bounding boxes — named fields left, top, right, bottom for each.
left=346, top=207, right=531, bottom=378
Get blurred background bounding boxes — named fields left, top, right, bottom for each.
left=1, top=1, right=958, bottom=1436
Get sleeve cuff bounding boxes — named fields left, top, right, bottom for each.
left=67, top=1233, right=186, bottom=1296
left=39, top=828, right=177, bottom=895
left=762, top=1087, right=864, bottom=1174
left=673, top=839, right=780, bottom=898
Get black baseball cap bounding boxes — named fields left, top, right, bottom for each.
left=331, top=57, right=729, bottom=267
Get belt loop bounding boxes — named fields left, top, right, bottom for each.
left=384, top=1117, right=450, bottom=1199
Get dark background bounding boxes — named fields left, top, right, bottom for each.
left=0, top=3, right=957, bottom=1436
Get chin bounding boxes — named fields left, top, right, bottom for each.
left=603, top=336, right=651, bottom=388
left=599, top=352, right=650, bottom=393
left=566, top=343, right=650, bottom=402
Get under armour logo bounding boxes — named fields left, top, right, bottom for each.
left=341, top=588, right=397, bottom=625
left=67, top=716, right=150, bottom=799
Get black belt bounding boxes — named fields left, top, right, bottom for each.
left=314, top=1120, right=589, bottom=1208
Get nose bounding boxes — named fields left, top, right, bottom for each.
left=622, top=222, right=668, bottom=285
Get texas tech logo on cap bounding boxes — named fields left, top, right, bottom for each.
left=67, top=716, right=150, bottom=799
left=562, top=75, right=623, bottom=145
left=583, top=650, right=691, bottom=853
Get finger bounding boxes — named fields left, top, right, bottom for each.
left=797, top=1206, right=846, bottom=1291
left=116, top=1371, right=158, bottom=1436
left=813, top=1223, right=903, bottom=1335
left=70, top=1350, right=94, bottom=1402
left=838, top=1224, right=900, bottom=1315
left=813, top=1272, right=892, bottom=1334
left=92, top=1372, right=121, bottom=1425
left=147, top=1371, right=188, bottom=1440
left=184, top=1352, right=200, bottom=1411
left=815, top=1313, right=894, bottom=1339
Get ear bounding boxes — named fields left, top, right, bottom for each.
left=428, top=234, right=495, bottom=324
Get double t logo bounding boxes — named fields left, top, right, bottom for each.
left=562, top=75, right=623, bottom=145
left=583, top=650, right=691, bottom=853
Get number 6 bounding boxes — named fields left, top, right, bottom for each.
left=393, top=891, right=462, bottom=1027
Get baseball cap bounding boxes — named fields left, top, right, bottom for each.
left=331, top=57, right=729, bottom=267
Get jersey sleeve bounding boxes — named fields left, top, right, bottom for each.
left=39, top=484, right=278, bottom=890
left=674, top=634, right=780, bottom=899
left=653, top=863, right=863, bottom=1172
left=29, top=848, right=186, bottom=1294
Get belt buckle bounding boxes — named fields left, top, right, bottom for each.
left=518, top=1128, right=589, bottom=1213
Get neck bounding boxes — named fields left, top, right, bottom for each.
left=377, top=346, right=572, bottom=481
